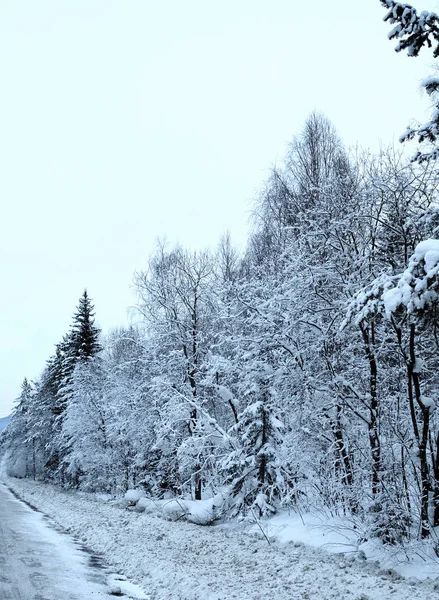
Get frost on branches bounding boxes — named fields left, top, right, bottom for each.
left=381, top=1, right=439, bottom=57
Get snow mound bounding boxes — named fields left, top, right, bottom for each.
left=161, top=499, right=188, bottom=521
left=160, top=496, right=222, bottom=524
left=124, top=489, right=145, bottom=506
left=135, top=497, right=156, bottom=514
left=185, top=498, right=217, bottom=525
left=108, top=574, right=149, bottom=599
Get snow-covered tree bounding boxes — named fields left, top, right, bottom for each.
left=61, top=358, right=112, bottom=490
left=71, top=290, right=102, bottom=360
left=347, top=238, right=439, bottom=538
left=3, top=378, right=35, bottom=478
left=221, top=363, right=288, bottom=516
left=134, top=243, right=218, bottom=499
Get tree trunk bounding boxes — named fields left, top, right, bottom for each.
left=332, top=404, right=353, bottom=487
left=361, top=324, right=381, bottom=495
left=409, top=323, right=430, bottom=538
left=258, top=403, right=268, bottom=486
left=32, top=439, right=36, bottom=481
left=433, top=432, right=439, bottom=527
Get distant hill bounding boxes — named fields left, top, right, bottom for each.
left=0, top=415, right=11, bottom=432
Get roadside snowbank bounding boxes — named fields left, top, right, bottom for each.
left=5, top=477, right=439, bottom=600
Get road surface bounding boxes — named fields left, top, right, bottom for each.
left=0, top=483, right=116, bottom=600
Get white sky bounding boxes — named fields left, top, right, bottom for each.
left=0, top=0, right=437, bottom=417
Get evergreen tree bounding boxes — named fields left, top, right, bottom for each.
left=71, top=290, right=102, bottom=360
left=3, top=378, right=36, bottom=478
left=50, top=291, right=101, bottom=417
left=40, top=291, right=102, bottom=480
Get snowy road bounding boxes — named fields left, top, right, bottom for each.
left=0, top=483, right=123, bottom=600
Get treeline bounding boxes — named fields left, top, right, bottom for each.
left=3, top=113, right=439, bottom=545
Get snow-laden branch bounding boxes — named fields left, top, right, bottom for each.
left=382, top=1, right=439, bottom=57
left=162, top=381, right=237, bottom=450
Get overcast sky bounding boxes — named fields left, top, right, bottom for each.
left=0, top=0, right=437, bottom=417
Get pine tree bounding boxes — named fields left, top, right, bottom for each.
left=40, top=292, right=102, bottom=480
left=71, top=290, right=102, bottom=360
left=221, top=365, right=287, bottom=517
left=56, top=291, right=101, bottom=481
left=3, top=378, right=36, bottom=478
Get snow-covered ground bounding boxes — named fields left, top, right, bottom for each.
left=3, top=477, right=439, bottom=600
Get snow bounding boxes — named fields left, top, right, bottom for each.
left=216, top=385, right=234, bottom=403
left=161, top=498, right=188, bottom=521
left=373, top=239, right=439, bottom=320
left=421, top=76, right=439, bottom=91
left=107, top=575, right=148, bottom=599
left=124, top=489, right=145, bottom=505
left=160, top=496, right=220, bottom=525
left=420, top=395, right=435, bottom=409
left=413, top=239, right=439, bottom=271
left=382, top=286, right=405, bottom=318
left=135, top=496, right=156, bottom=513
left=264, top=511, right=439, bottom=580
left=412, top=358, right=425, bottom=373
left=4, top=476, right=439, bottom=600
left=185, top=497, right=219, bottom=525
